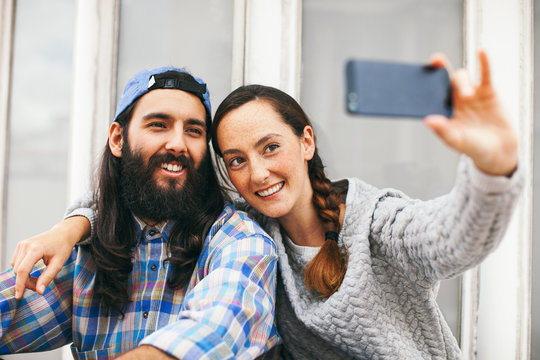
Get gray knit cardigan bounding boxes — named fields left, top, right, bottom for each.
left=252, top=159, right=523, bottom=359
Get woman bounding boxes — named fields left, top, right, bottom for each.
left=11, top=51, right=522, bottom=359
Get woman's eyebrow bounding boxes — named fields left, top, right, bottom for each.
left=222, top=133, right=282, bottom=157
left=254, top=133, right=281, bottom=148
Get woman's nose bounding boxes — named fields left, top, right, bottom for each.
left=250, top=159, right=270, bottom=184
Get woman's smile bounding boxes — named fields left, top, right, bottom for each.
left=256, top=181, right=285, bottom=198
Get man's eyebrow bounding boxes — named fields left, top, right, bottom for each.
left=141, top=113, right=206, bottom=128
left=222, top=133, right=281, bottom=156
left=185, top=118, right=206, bottom=127
left=142, top=112, right=172, bottom=121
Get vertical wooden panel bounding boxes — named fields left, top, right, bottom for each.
left=68, top=0, right=119, bottom=203
left=0, top=0, right=14, bottom=268
left=464, top=0, right=533, bottom=359
left=243, top=0, right=302, bottom=98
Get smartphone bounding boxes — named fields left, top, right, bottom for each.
left=345, top=59, right=452, bottom=118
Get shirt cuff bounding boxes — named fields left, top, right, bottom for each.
left=140, top=320, right=234, bottom=360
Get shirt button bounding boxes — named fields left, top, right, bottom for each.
left=150, top=264, right=157, bottom=271
left=143, top=311, right=149, bottom=318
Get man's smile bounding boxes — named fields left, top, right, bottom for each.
left=160, top=162, right=185, bottom=173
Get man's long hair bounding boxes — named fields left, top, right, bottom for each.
left=90, top=74, right=224, bottom=314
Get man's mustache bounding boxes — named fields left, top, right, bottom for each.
left=147, top=153, right=194, bottom=170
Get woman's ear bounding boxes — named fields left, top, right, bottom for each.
left=302, top=126, right=316, bottom=161
left=109, top=122, right=124, bottom=158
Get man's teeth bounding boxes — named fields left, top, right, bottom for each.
left=257, top=182, right=284, bottom=197
left=161, top=163, right=183, bottom=172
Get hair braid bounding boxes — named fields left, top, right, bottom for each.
left=304, top=151, right=347, bottom=297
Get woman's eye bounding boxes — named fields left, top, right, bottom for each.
left=264, top=143, right=279, bottom=153
left=228, top=157, right=245, bottom=167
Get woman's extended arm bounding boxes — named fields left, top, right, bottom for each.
left=369, top=50, right=522, bottom=282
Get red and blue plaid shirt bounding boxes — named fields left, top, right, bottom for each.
left=0, top=203, right=280, bottom=359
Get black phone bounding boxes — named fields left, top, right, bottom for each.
left=345, top=59, right=453, bottom=118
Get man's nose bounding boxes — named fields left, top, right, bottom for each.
left=164, top=130, right=187, bottom=155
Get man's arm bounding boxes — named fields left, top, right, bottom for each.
left=0, top=253, right=75, bottom=353
left=140, top=212, right=279, bottom=360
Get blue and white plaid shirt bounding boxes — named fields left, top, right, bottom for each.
left=0, top=203, right=280, bottom=359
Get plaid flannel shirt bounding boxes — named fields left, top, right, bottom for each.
left=0, top=203, right=280, bottom=359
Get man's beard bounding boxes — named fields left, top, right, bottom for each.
left=119, top=144, right=212, bottom=223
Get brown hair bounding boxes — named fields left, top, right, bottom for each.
left=211, top=84, right=346, bottom=297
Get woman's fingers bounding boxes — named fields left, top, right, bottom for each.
left=424, top=115, right=462, bottom=150
left=13, top=249, right=43, bottom=298
left=35, top=258, right=64, bottom=295
left=428, top=52, right=453, bottom=73
left=453, top=69, right=475, bottom=98
left=478, top=49, right=492, bottom=87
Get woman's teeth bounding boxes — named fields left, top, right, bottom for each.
left=257, top=182, right=284, bottom=197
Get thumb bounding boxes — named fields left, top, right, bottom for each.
left=35, top=260, right=63, bottom=295
left=424, top=115, right=462, bottom=150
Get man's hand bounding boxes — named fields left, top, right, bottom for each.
left=10, top=216, right=90, bottom=299
left=116, top=345, right=176, bottom=359
left=424, top=50, right=518, bottom=177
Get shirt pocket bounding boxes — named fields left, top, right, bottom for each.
left=70, top=344, right=118, bottom=360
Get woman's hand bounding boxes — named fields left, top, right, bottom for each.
left=424, top=50, right=518, bottom=176
left=10, top=216, right=90, bottom=299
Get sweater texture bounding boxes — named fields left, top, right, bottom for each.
left=255, top=158, right=523, bottom=359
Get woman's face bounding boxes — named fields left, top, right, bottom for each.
left=217, top=99, right=316, bottom=219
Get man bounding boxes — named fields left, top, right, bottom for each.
left=0, top=67, right=280, bottom=359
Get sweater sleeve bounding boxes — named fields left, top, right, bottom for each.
left=64, top=191, right=96, bottom=242
left=369, top=157, right=524, bottom=282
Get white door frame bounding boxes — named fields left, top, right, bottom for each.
left=464, top=0, right=533, bottom=359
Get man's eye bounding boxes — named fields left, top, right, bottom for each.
left=149, top=122, right=166, bottom=128
left=187, top=128, right=203, bottom=135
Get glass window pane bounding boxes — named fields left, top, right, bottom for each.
left=3, top=0, right=75, bottom=359
left=301, top=0, right=463, bottom=339
left=6, top=1, right=74, bottom=267
left=118, top=0, right=234, bottom=114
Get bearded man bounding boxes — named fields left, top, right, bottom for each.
left=0, top=67, right=279, bottom=359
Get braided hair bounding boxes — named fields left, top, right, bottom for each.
left=212, top=85, right=347, bottom=297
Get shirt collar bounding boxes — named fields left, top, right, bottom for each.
left=133, top=215, right=176, bottom=245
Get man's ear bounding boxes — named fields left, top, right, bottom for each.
left=302, top=125, right=316, bottom=161
left=109, top=122, right=124, bottom=158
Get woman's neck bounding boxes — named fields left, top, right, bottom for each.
left=278, top=202, right=326, bottom=247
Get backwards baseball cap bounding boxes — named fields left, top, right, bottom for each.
left=113, top=66, right=211, bottom=129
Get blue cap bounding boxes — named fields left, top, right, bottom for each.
left=114, top=66, right=211, bottom=126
